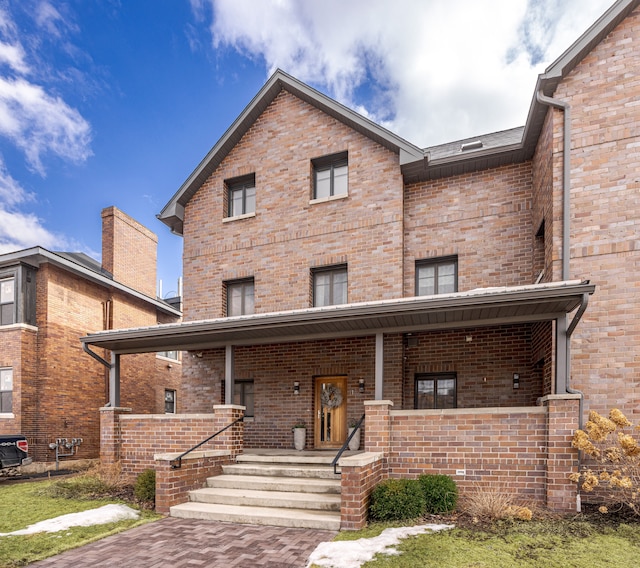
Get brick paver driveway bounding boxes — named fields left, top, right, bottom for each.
left=29, top=518, right=337, bottom=567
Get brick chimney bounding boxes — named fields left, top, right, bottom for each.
left=101, top=206, right=157, bottom=297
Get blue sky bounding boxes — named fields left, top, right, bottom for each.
left=0, top=0, right=614, bottom=298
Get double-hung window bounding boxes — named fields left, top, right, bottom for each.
left=227, top=278, right=255, bottom=317
left=0, top=368, right=12, bottom=413
left=415, top=373, right=456, bottom=409
left=416, top=256, right=458, bottom=296
left=164, top=389, right=176, bottom=413
left=313, top=266, right=347, bottom=307
left=0, top=277, right=15, bottom=325
left=227, top=174, right=256, bottom=218
left=313, top=152, right=348, bottom=200
left=234, top=380, right=254, bottom=418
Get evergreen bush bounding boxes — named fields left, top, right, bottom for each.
left=134, top=468, right=156, bottom=504
left=369, top=478, right=426, bottom=521
left=418, top=474, right=458, bottom=513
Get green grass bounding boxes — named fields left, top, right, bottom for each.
left=0, top=479, right=160, bottom=567
left=324, top=518, right=640, bottom=568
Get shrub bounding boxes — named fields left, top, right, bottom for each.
left=570, top=409, right=640, bottom=515
left=47, top=461, right=129, bottom=499
left=463, top=485, right=532, bottom=521
left=418, top=474, right=458, bottom=514
left=134, top=469, right=156, bottom=504
left=369, top=478, right=425, bottom=522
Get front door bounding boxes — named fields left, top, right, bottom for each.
left=314, top=376, right=347, bottom=449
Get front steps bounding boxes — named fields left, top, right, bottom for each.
left=170, top=450, right=344, bottom=530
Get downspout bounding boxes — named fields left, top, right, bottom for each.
left=82, top=343, right=112, bottom=407
left=536, top=91, right=586, bottom=427
left=536, top=90, right=570, bottom=281
left=565, top=293, right=589, bottom=430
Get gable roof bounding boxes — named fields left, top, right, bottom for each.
left=157, top=69, right=424, bottom=235
left=158, top=0, right=639, bottom=232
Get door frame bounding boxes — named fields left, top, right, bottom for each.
left=314, top=376, right=348, bottom=449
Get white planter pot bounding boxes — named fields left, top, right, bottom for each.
left=348, top=427, right=361, bottom=451
left=293, top=428, right=306, bottom=451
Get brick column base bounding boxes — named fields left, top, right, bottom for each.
left=212, top=404, right=245, bottom=457
left=99, top=406, right=131, bottom=465
left=364, top=400, right=393, bottom=455
left=340, top=452, right=387, bottom=530
left=541, top=394, right=581, bottom=512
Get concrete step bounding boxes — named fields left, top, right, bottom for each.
left=223, top=462, right=338, bottom=479
left=237, top=452, right=337, bottom=465
left=170, top=501, right=341, bottom=531
left=189, top=487, right=341, bottom=511
left=207, top=474, right=341, bottom=494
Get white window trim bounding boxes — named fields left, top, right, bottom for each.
left=0, top=413, right=15, bottom=418
left=309, top=193, right=349, bottom=206
left=223, top=211, right=256, bottom=223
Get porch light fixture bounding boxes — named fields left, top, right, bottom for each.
left=293, top=382, right=300, bottom=395
left=513, top=373, right=520, bottom=389
left=358, top=378, right=365, bottom=393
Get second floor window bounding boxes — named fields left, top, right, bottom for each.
left=158, top=350, right=179, bottom=361
left=0, top=277, right=15, bottom=325
left=313, top=152, right=348, bottom=200
left=227, top=174, right=256, bottom=217
left=313, top=266, right=347, bottom=307
left=416, top=257, right=458, bottom=296
left=227, top=278, right=255, bottom=316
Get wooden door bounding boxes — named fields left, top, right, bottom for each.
left=314, top=376, right=347, bottom=449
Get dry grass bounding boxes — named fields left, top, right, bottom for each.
left=461, top=485, right=533, bottom=521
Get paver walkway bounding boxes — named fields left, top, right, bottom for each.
left=29, top=517, right=337, bottom=567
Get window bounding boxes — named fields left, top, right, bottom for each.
left=227, top=278, right=255, bottom=316
left=158, top=350, right=179, bottom=360
left=234, top=380, right=254, bottom=418
left=0, top=277, right=15, bottom=325
left=164, top=389, right=176, bottom=413
left=0, top=368, right=12, bottom=413
left=416, top=257, right=457, bottom=296
left=227, top=174, right=256, bottom=217
left=415, top=374, right=456, bottom=409
left=313, top=152, right=348, bottom=200
left=313, top=266, right=347, bottom=307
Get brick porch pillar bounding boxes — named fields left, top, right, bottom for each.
left=212, top=404, right=245, bottom=458
left=542, top=394, right=581, bottom=512
left=364, top=400, right=393, bottom=454
left=99, top=406, right=131, bottom=464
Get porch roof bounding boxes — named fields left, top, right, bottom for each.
left=80, top=280, right=594, bottom=355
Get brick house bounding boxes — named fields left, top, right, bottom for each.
left=82, top=0, right=639, bottom=522
left=0, top=207, right=181, bottom=462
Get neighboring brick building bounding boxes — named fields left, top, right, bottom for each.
left=82, top=0, right=639, bottom=511
left=0, top=207, right=181, bottom=462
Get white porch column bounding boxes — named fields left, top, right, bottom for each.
left=109, top=352, right=120, bottom=407
left=375, top=332, right=384, bottom=400
left=225, top=345, right=234, bottom=405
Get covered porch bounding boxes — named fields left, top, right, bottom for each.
left=82, top=280, right=594, bottom=448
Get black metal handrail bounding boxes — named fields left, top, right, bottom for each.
left=170, top=416, right=244, bottom=469
left=331, top=413, right=365, bottom=475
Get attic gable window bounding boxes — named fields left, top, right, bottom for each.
left=226, top=174, right=256, bottom=218
left=312, top=152, right=348, bottom=200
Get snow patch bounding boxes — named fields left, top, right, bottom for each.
left=306, top=523, right=454, bottom=568
left=0, top=504, right=140, bottom=536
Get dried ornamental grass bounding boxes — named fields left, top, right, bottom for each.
left=570, top=409, right=640, bottom=515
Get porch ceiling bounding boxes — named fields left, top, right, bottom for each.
left=81, top=280, right=594, bottom=354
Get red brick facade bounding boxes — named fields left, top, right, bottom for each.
left=0, top=208, right=181, bottom=462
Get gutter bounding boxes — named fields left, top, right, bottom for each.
left=565, top=293, right=590, bottom=430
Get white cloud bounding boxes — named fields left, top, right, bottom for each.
left=206, top=0, right=613, bottom=146
left=0, top=3, right=93, bottom=257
